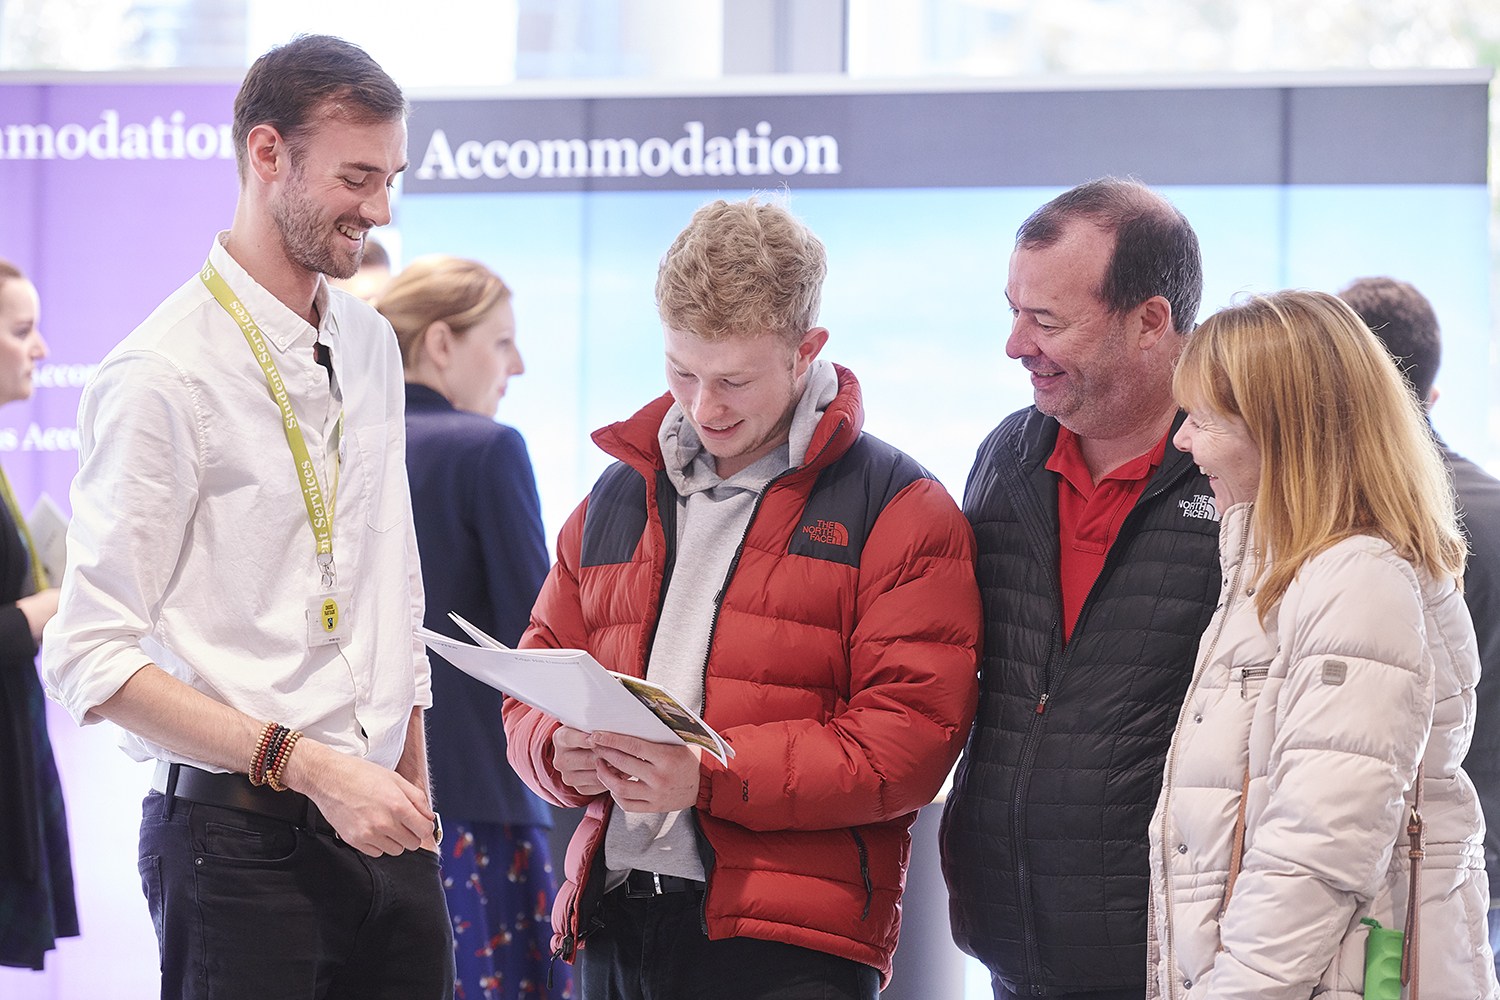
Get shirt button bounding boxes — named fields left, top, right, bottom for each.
left=1184, top=979, right=1193, bottom=989
left=1177, top=844, right=1188, bottom=854
left=1193, top=714, right=1203, bottom=724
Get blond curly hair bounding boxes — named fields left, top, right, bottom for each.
left=655, top=197, right=826, bottom=345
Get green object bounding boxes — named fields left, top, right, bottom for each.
left=1361, top=917, right=1404, bottom=1000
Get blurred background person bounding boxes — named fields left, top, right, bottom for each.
left=1337, top=275, right=1500, bottom=978
left=334, top=237, right=393, bottom=303
left=377, top=255, right=570, bottom=1000
left=1151, top=289, right=1495, bottom=997
left=0, top=259, right=78, bottom=971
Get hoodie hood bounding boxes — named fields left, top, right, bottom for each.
left=656, top=358, right=841, bottom=496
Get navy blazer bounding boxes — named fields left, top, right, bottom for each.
left=405, top=383, right=553, bottom=826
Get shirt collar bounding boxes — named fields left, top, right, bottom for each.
left=208, top=232, right=323, bottom=353
left=1046, top=423, right=1170, bottom=494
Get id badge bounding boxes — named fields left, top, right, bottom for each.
left=306, top=589, right=353, bottom=647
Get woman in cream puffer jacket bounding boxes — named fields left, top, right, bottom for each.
left=1147, top=289, right=1498, bottom=1000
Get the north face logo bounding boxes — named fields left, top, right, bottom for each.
left=1179, top=495, right=1221, bottom=522
left=801, top=519, right=849, bottom=545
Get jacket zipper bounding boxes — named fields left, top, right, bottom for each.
left=1006, top=428, right=1206, bottom=990
left=692, top=418, right=850, bottom=935
left=850, top=828, right=873, bottom=919
left=1239, top=666, right=1269, bottom=699
left=1012, top=616, right=1061, bottom=990
left=557, top=800, right=602, bottom=956
left=1157, top=504, right=1253, bottom=999
left=999, top=434, right=1076, bottom=990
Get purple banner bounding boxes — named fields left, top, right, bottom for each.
left=0, top=82, right=240, bottom=513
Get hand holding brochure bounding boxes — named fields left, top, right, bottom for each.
left=418, top=613, right=734, bottom=766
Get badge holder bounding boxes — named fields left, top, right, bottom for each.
left=307, top=555, right=351, bottom=647
left=307, top=590, right=353, bottom=646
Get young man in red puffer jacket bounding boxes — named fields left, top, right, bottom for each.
left=504, top=196, right=981, bottom=1000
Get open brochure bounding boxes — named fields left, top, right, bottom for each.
left=417, top=613, right=734, bottom=766
left=26, top=493, right=68, bottom=587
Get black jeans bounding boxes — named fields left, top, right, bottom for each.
left=137, top=791, right=454, bottom=1000
left=578, top=881, right=879, bottom=1000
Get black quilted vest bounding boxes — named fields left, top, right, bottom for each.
left=941, top=407, right=1221, bottom=995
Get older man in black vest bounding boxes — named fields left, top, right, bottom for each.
left=942, top=178, right=1222, bottom=1000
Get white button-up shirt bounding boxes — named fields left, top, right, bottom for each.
left=43, top=235, right=429, bottom=771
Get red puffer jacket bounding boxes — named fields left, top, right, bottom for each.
left=503, top=365, right=980, bottom=985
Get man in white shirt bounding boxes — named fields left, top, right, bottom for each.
left=42, top=35, right=452, bottom=1000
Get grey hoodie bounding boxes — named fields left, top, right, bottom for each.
left=602, top=359, right=839, bottom=884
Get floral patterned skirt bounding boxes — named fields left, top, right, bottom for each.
left=443, top=820, right=573, bottom=1000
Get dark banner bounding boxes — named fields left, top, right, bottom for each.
left=405, top=79, right=1490, bottom=194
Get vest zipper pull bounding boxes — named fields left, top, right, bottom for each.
left=1035, top=693, right=1049, bottom=715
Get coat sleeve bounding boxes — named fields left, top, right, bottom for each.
left=501, top=496, right=599, bottom=809
left=695, top=477, right=982, bottom=830
left=1199, top=543, right=1433, bottom=999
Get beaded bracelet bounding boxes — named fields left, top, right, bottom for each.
left=248, top=721, right=282, bottom=786
left=266, top=730, right=303, bottom=792
left=260, top=727, right=290, bottom=783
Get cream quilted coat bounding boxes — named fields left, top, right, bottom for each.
left=1148, top=503, right=1497, bottom=1000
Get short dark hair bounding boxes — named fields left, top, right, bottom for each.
left=232, top=34, right=407, bottom=181
left=1336, top=276, right=1441, bottom=402
left=1017, top=177, right=1203, bottom=335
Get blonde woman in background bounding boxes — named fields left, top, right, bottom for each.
left=377, top=256, right=570, bottom=999
left=1148, top=288, right=1496, bottom=998
left=0, top=259, right=78, bottom=971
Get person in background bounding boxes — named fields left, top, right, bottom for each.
left=334, top=236, right=392, bottom=303
left=377, top=255, right=571, bottom=999
left=941, top=178, right=1221, bottom=1000
left=41, top=35, right=452, bottom=999
left=1337, top=275, right=1500, bottom=978
left=504, top=196, right=981, bottom=999
left=0, top=259, right=78, bottom=971
left=1151, top=289, right=1496, bottom=998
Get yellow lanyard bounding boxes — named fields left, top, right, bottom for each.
left=0, top=465, right=47, bottom=593
left=200, top=261, right=339, bottom=588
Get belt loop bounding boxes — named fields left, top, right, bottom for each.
left=162, top=762, right=181, bottom=820
left=653, top=872, right=663, bottom=895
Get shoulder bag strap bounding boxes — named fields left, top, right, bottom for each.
left=1220, top=765, right=1252, bottom=919
left=1402, top=764, right=1424, bottom=1000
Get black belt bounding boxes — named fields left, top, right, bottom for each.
left=622, top=869, right=705, bottom=898
left=155, top=763, right=336, bottom=837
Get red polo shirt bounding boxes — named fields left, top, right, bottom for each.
left=1047, top=425, right=1170, bottom=643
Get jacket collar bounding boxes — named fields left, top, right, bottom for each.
left=1217, top=501, right=1256, bottom=566
left=1150, top=411, right=1198, bottom=493
left=404, top=381, right=456, bottom=413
